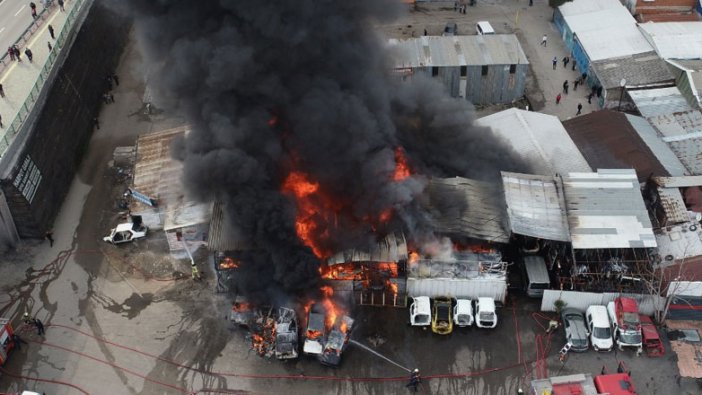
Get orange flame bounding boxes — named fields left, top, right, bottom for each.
left=219, top=256, right=240, bottom=270
left=393, top=147, right=411, bottom=181
left=323, top=298, right=338, bottom=331
left=377, top=262, right=399, bottom=278
left=282, top=171, right=326, bottom=258
left=409, top=251, right=420, bottom=264
left=232, top=302, right=251, bottom=312
left=386, top=279, right=398, bottom=295
left=340, top=320, right=349, bottom=334
left=321, top=285, right=334, bottom=298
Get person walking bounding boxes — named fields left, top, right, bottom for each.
left=577, top=103, right=583, bottom=115
left=34, top=318, right=45, bottom=336
left=58, top=0, right=65, bottom=11
left=113, top=74, right=119, bottom=86
left=562, top=56, right=569, bottom=68
left=30, top=2, right=37, bottom=19
left=556, top=93, right=562, bottom=105
left=48, top=24, right=55, bottom=40
left=25, top=48, right=33, bottom=63
left=47, top=41, right=52, bottom=51
left=45, top=230, right=54, bottom=247
left=572, top=59, right=577, bottom=71
left=13, top=46, right=21, bottom=62
left=563, top=80, right=569, bottom=94
left=0, top=84, right=5, bottom=98
left=541, top=34, right=547, bottom=47
left=574, top=79, right=579, bottom=91
left=7, top=47, right=14, bottom=61
left=587, top=92, right=593, bottom=104
left=94, top=117, right=100, bottom=130
left=552, top=57, right=557, bottom=70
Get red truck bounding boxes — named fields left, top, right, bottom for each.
left=606, top=297, right=642, bottom=354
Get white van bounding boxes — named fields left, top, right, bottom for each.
left=454, top=299, right=474, bottom=327
left=409, top=296, right=431, bottom=326
left=475, top=297, right=497, bottom=328
left=476, top=21, right=495, bottom=35
left=524, top=256, right=550, bottom=298
left=586, top=305, right=613, bottom=352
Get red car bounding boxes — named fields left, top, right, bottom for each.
left=639, top=314, right=664, bottom=357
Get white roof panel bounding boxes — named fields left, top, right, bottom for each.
left=476, top=108, right=591, bottom=176
left=574, top=24, right=653, bottom=61
left=558, top=0, right=622, bottom=16
left=629, top=87, right=694, bottom=118
left=639, top=22, right=702, bottom=60
left=564, top=169, right=656, bottom=249
left=625, top=114, right=688, bottom=177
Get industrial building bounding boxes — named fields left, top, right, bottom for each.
left=390, top=35, right=528, bottom=105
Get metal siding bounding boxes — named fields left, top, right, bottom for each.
left=407, top=278, right=507, bottom=303
left=540, top=290, right=664, bottom=316
left=572, top=39, right=590, bottom=75
left=666, top=295, right=702, bottom=321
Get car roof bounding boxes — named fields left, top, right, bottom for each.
left=478, top=297, right=495, bottom=310
left=115, top=223, right=134, bottom=232
left=414, top=297, right=431, bottom=313
left=616, top=297, right=638, bottom=312
left=587, top=305, right=609, bottom=326
left=456, top=299, right=472, bottom=312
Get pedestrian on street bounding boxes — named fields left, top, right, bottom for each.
left=58, top=0, right=65, bottom=12
left=45, top=229, right=54, bottom=247
left=556, top=93, right=561, bottom=104
left=540, top=34, right=547, bottom=47
left=574, top=79, right=579, bottom=91
left=572, top=59, right=577, bottom=71
left=0, top=114, right=4, bottom=128
left=112, top=74, right=119, bottom=86
left=7, top=47, right=15, bottom=61
left=30, top=2, right=37, bottom=19
left=552, top=57, right=557, bottom=70
left=48, top=24, right=55, bottom=40
left=25, top=48, right=33, bottom=63
left=34, top=318, right=45, bottom=336
left=563, top=80, right=569, bottom=94
left=0, top=84, right=5, bottom=98
left=587, top=92, right=593, bottom=104
left=106, top=75, right=113, bottom=90
left=13, top=46, right=21, bottom=61
left=577, top=103, right=583, bottom=115
left=562, top=56, right=569, bottom=68
left=94, top=117, right=100, bottom=130
left=47, top=41, right=52, bottom=51
left=454, top=1, right=458, bottom=11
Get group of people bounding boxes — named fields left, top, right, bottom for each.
left=102, top=74, right=119, bottom=104
left=7, top=45, right=33, bottom=63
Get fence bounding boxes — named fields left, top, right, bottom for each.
left=0, top=0, right=87, bottom=156
left=540, top=289, right=666, bottom=316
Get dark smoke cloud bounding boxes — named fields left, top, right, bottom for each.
left=127, top=0, right=530, bottom=301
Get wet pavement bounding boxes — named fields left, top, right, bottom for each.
left=0, top=2, right=699, bottom=394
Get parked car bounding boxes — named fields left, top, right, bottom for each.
left=561, top=308, right=589, bottom=352
left=443, top=22, right=457, bottom=36
left=103, top=215, right=147, bottom=244
left=431, top=297, right=453, bottom=335
left=454, top=299, right=474, bottom=327
left=274, top=307, right=299, bottom=360
left=318, top=316, right=354, bottom=367
left=475, top=21, right=495, bottom=35
left=409, top=296, right=431, bottom=326
left=586, top=305, right=613, bottom=352
left=639, top=314, right=664, bottom=357
left=523, top=255, right=550, bottom=298
left=303, top=304, right=326, bottom=355
left=475, top=297, right=498, bottom=328
left=607, top=298, right=642, bottom=353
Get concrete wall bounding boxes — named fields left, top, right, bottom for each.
left=0, top=3, right=131, bottom=238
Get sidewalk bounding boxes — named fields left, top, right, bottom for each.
left=0, top=0, right=82, bottom=155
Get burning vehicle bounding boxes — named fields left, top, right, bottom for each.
left=274, top=307, right=299, bottom=360
left=607, top=297, right=642, bottom=353
left=303, top=303, right=327, bottom=356
left=319, top=315, right=355, bottom=366
left=230, top=296, right=254, bottom=327
left=102, top=215, right=147, bottom=244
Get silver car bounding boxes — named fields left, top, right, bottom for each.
left=561, top=308, right=589, bottom=352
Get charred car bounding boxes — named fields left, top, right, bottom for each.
left=103, top=215, right=148, bottom=244
left=319, top=316, right=354, bottom=367
left=303, top=304, right=326, bottom=355
left=274, top=307, right=299, bottom=360
left=230, top=296, right=254, bottom=327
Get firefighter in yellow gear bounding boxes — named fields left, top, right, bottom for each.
left=191, top=263, right=201, bottom=280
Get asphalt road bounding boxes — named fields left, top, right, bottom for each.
left=0, top=0, right=44, bottom=55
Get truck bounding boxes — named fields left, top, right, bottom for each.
left=523, top=255, right=550, bottom=298
left=607, top=297, right=642, bottom=354
left=406, top=250, right=508, bottom=304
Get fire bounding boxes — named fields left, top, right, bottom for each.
left=282, top=171, right=327, bottom=258
left=323, top=298, right=339, bottom=331
left=233, top=302, right=251, bottom=312
left=218, top=256, right=240, bottom=270
left=377, top=262, right=399, bottom=278
left=409, top=251, right=420, bottom=264
left=307, top=329, right=323, bottom=340
left=340, top=320, right=348, bottom=333
left=321, top=285, right=334, bottom=297
left=319, top=263, right=360, bottom=280
left=252, top=334, right=265, bottom=355
left=386, top=279, right=398, bottom=295
left=393, top=147, right=411, bottom=181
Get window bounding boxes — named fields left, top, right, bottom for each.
left=432, top=67, right=439, bottom=77
left=509, top=64, right=516, bottom=74
left=481, top=66, right=488, bottom=76
left=460, top=66, right=467, bottom=77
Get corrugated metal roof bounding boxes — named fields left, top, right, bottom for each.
left=625, top=114, right=688, bottom=177
left=576, top=24, right=654, bottom=61
left=559, top=0, right=622, bottom=16
left=408, top=250, right=506, bottom=280
left=639, top=22, right=702, bottom=59
left=658, top=187, right=690, bottom=224
left=132, top=126, right=212, bottom=230
left=424, top=177, right=510, bottom=243
left=664, top=133, right=702, bottom=175
left=655, top=176, right=702, bottom=188
left=207, top=200, right=250, bottom=252
left=476, top=108, right=591, bottom=176
left=390, top=35, right=528, bottom=68
left=655, top=222, right=702, bottom=262
left=563, top=169, right=656, bottom=249
left=501, top=172, right=570, bottom=242
left=651, top=110, right=702, bottom=138
left=629, top=87, right=694, bottom=117
left=563, top=111, right=672, bottom=181
left=327, top=231, right=408, bottom=264
left=590, top=51, right=673, bottom=89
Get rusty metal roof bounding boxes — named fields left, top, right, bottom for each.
left=562, top=110, right=671, bottom=182
left=132, top=126, right=212, bottom=230
left=207, top=200, right=249, bottom=252
left=327, top=231, right=408, bottom=265
left=658, top=187, right=690, bottom=224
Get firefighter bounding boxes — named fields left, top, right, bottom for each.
left=406, top=368, right=421, bottom=392
left=22, top=312, right=31, bottom=325
left=191, top=262, right=201, bottom=280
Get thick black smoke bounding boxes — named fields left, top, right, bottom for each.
left=128, top=0, right=530, bottom=301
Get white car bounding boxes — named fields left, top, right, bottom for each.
left=103, top=216, right=148, bottom=244
left=454, top=299, right=474, bottom=327
left=409, top=296, right=431, bottom=326
left=586, top=305, right=613, bottom=352
left=475, top=297, right=497, bottom=328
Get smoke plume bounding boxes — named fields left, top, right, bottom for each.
left=128, top=0, right=530, bottom=301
